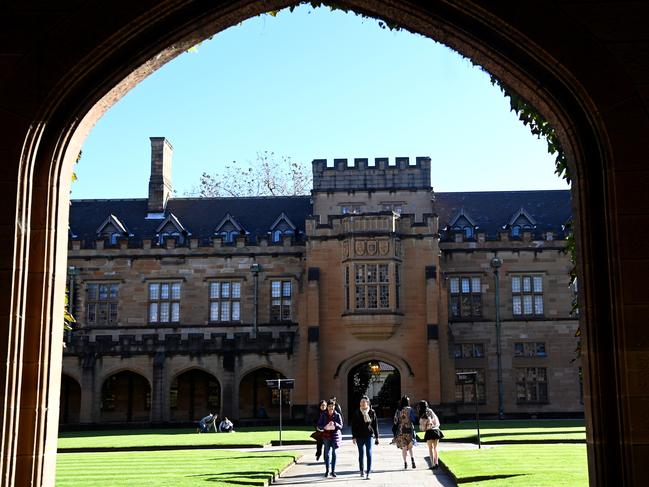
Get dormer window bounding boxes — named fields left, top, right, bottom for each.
left=448, top=209, right=476, bottom=241
left=156, top=213, right=188, bottom=245
left=214, top=214, right=245, bottom=244
left=341, top=204, right=363, bottom=215
left=508, top=208, right=536, bottom=238
left=96, top=214, right=129, bottom=246
left=269, top=213, right=296, bottom=243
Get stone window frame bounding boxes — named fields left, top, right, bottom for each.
left=147, top=280, right=182, bottom=324
left=208, top=280, right=242, bottom=323
left=353, top=262, right=390, bottom=310
left=454, top=368, right=486, bottom=404
left=516, top=367, right=549, bottom=404
left=270, top=279, right=292, bottom=323
left=448, top=275, right=483, bottom=320
left=511, top=274, right=544, bottom=317
left=343, top=261, right=402, bottom=313
left=513, top=341, right=547, bottom=358
left=453, top=342, right=486, bottom=359
left=85, top=281, right=119, bottom=326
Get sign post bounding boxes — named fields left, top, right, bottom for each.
left=456, top=371, right=481, bottom=449
left=266, top=378, right=295, bottom=446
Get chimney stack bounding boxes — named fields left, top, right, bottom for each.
left=148, top=137, right=173, bottom=214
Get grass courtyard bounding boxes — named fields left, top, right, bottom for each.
left=441, top=443, right=588, bottom=486
left=58, top=426, right=313, bottom=450
left=440, top=419, right=585, bottom=443
left=56, top=449, right=298, bottom=487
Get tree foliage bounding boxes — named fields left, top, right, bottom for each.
left=186, top=151, right=311, bottom=197
left=376, top=370, right=401, bottom=412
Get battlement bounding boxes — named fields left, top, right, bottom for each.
left=312, top=156, right=431, bottom=192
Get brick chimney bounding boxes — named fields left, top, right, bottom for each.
left=148, top=137, right=173, bottom=214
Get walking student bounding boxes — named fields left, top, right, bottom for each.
left=418, top=400, right=444, bottom=469
left=391, top=395, right=418, bottom=469
left=351, top=395, right=379, bottom=480
left=317, top=399, right=343, bottom=478
left=313, top=400, right=327, bottom=461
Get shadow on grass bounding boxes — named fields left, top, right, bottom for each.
left=457, top=474, right=526, bottom=483
left=188, top=470, right=276, bottom=485
left=479, top=429, right=584, bottom=438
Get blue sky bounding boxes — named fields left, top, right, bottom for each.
left=72, top=5, right=568, bottom=200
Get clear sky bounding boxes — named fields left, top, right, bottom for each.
left=71, top=5, right=569, bottom=200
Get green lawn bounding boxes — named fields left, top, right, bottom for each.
left=56, top=449, right=298, bottom=486
left=441, top=444, right=588, bottom=486
left=440, top=419, right=585, bottom=443
left=58, top=426, right=313, bottom=450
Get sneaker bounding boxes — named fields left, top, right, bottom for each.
left=366, top=473, right=370, bottom=480
left=324, top=471, right=329, bottom=478
left=331, top=472, right=337, bottom=478
left=360, top=471, right=364, bottom=477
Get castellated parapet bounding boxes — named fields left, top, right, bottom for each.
left=312, top=156, right=431, bottom=192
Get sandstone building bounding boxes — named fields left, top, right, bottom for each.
left=61, top=137, right=580, bottom=425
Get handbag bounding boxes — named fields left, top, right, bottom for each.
left=310, top=430, right=323, bottom=441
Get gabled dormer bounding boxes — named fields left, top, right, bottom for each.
left=214, top=213, right=245, bottom=243
left=448, top=208, right=477, bottom=239
left=269, top=212, right=296, bottom=243
left=96, top=214, right=129, bottom=245
left=508, top=207, right=536, bottom=237
left=156, top=213, right=189, bottom=245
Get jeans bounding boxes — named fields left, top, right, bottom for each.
left=356, top=436, right=373, bottom=473
left=315, top=438, right=323, bottom=457
left=323, top=438, right=337, bottom=472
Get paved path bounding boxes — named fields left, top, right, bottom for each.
left=271, top=423, right=473, bottom=487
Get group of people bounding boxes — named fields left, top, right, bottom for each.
left=312, top=394, right=442, bottom=479
left=197, top=413, right=235, bottom=433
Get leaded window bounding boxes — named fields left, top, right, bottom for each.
left=516, top=367, right=548, bottom=403
left=514, top=342, right=547, bottom=357
left=449, top=276, right=482, bottom=319
left=209, top=281, right=241, bottom=322
left=453, top=343, right=485, bottom=359
left=270, top=280, right=292, bottom=322
left=148, top=282, right=181, bottom=323
left=454, top=368, right=486, bottom=404
left=355, top=264, right=390, bottom=310
left=512, top=275, right=544, bottom=316
left=86, top=283, right=119, bottom=325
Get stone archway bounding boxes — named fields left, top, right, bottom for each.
left=100, top=371, right=151, bottom=423
left=347, top=360, right=401, bottom=419
left=1, top=2, right=647, bottom=486
left=58, top=375, right=81, bottom=426
left=169, top=369, right=221, bottom=422
left=238, top=367, right=288, bottom=420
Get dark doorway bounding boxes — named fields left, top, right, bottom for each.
left=100, top=371, right=151, bottom=422
left=58, top=375, right=81, bottom=425
left=239, top=368, right=288, bottom=419
left=348, top=361, right=401, bottom=418
left=170, top=369, right=220, bottom=422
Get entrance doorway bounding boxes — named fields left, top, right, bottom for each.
left=347, top=361, right=401, bottom=418
left=170, top=369, right=221, bottom=422
left=239, top=368, right=288, bottom=419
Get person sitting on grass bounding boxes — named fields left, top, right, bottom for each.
left=218, top=417, right=235, bottom=433
left=197, top=413, right=218, bottom=433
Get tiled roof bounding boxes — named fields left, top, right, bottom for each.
left=69, top=190, right=572, bottom=243
left=434, top=190, right=571, bottom=238
left=69, top=196, right=313, bottom=243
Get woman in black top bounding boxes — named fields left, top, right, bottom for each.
left=351, top=395, right=379, bottom=480
left=313, top=400, right=327, bottom=460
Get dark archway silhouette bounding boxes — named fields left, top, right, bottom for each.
left=2, top=2, right=646, bottom=485
left=170, top=369, right=221, bottom=422
left=347, top=361, right=401, bottom=419
left=58, top=375, right=81, bottom=425
left=100, top=371, right=151, bottom=423
left=239, top=368, right=287, bottom=420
